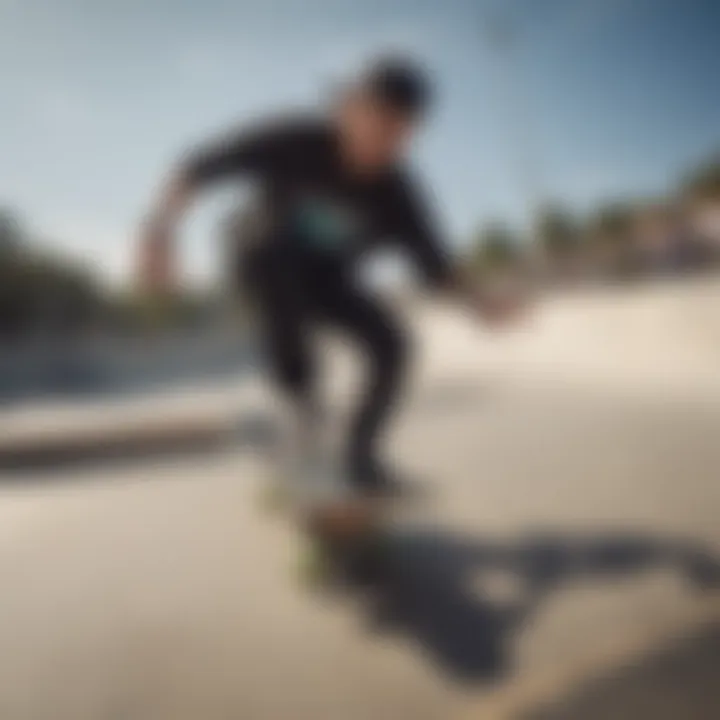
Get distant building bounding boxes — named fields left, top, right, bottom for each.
left=690, top=198, right=720, bottom=251
left=630, top=204, right=680, bottom=271
left=629, top=201, right=714, bottom=273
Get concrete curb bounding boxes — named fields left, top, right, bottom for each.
left=0, top=414, right=232, bottom=471
left=0, top=379, right=275, bottom=472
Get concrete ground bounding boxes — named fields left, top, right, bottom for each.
left=1, top=279, right=719, bottom=719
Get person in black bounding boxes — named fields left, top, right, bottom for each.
left=140, top=55, right=522, bottom=495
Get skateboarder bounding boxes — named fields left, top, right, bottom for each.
left=139, top=54, right=524, bottom=498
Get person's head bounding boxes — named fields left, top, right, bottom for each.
left=335, top=55, right=433, bottom=172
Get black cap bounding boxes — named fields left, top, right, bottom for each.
left=356, top=55, right=433, bottom=117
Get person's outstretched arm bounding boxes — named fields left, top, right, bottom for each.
left=392, top=174, right=527, bottom=326
left=137, top=118, right=296, bottom=291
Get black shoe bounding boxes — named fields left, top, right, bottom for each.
left=349, top=457, right=417, bottom=501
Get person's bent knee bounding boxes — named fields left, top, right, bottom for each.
left=270, top=352, right=312, bottom=397
left=374, top=323, right=411, bottom=377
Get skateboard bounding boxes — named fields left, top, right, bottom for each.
left=296, top=497, right=393, bottom=589
left=260, top=444, right=414, bottom=588
left=265, top=456, right=394, bottom=587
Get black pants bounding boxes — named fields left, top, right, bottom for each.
left=243, top=244, right=409, bottom=479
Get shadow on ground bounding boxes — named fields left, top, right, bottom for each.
left=352, top=529, right=720, bottom=686
left=523, top=621, right=720, bottom=720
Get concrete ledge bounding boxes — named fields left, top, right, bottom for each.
left=0, top=416, right=230, bottom=471
left=0, top=383, right=270, bottom=472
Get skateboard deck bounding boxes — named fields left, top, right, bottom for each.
left=282, top=465, right=397, bottom=587
left=297, top=498, right=393, bottom=589
left=261, top=453, right=414, bottom=588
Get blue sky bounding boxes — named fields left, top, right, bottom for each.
left=1, top=0, right=719, bottom=284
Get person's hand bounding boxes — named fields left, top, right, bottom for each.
left=469, top=277, right=534, bottom=329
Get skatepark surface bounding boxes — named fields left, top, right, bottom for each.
left=1, top=277, right=719, bottom=719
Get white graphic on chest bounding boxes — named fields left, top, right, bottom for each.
left=294, top=195, right=363, bottom=249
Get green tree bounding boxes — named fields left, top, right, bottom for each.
left=0, top=208, right=22, bottom=257
left=471, top=221, right=521, bottom=272
left=588, top=203, right=634, bottom=244
left=583, top=202, right=637, bottom=278
left=536, top=205, right=579, bottom=258
left=0, top=209, right=105, bottom=338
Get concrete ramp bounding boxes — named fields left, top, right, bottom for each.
left=417, top=276, right=720, bottom=396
